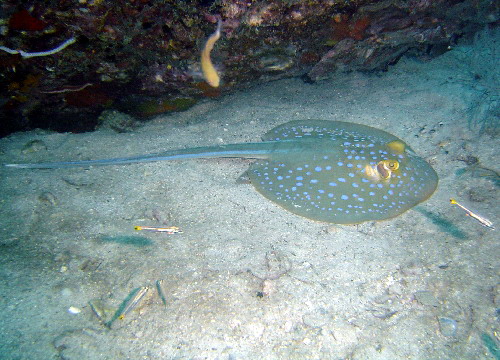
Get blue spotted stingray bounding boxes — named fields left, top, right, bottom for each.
left=5, top=120, right=438, bottom=224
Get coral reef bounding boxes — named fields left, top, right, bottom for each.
left=0, top=0, right=497, bottom=135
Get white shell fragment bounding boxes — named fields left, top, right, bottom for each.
left=68, top=306, right=81, bottom=314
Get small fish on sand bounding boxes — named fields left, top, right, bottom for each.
left=134, top=226, right=183, bottom=234
left=201, top=18, right=222, bottom=87
left=118, top=286, right=149, bottom=320
left=105, top=286, right=150, bottom=328
left=155, top=280, right=168, bottom=307
left=450, top=198, right=495, bottom=230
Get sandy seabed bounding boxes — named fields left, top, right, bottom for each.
left=0, top=36, right=498, bottom=360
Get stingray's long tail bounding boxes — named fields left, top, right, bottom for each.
left=3, top=142, right=279, bottom=169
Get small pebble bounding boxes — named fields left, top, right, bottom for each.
left=303, top=307, right=330, bottom=328
left=61, top=288, right=73, bottom=297
left=38, top=192, right=58, bottom=206
left=414, top=291, right=439, bottom=307
left=68, top=306, right=81, bottom=314
left=438, top=317, right=457, bottom=337
left=97, top=110, right=138, bottom=133
left=21, top=140, right=47, bottom=154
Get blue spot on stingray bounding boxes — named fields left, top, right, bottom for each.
left=329, top=182, right=337, bottom=187
left=341, top=195, right=349, bottom=200
left=338, top=178, right=346, bottom=182
left=310, top=179, right=318, bottom=184
left=315, top=166, right=322, bottom=172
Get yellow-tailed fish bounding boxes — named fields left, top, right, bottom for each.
left=134, top=226, right=182, bottom=234
left=105, top=286, right=148, bottom=328
left=450, top=198, right=495, bottom=230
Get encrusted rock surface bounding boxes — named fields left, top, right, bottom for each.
left=0, top=0, right=497, bottom=134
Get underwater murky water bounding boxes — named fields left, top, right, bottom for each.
left=0, top=30, right=498, bottom=360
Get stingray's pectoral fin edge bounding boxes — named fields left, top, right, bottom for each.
left=236, top=171, right=251, bottom=184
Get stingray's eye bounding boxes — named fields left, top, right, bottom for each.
left=385, top=160, right=399, bottom=171
left=376, top=160, right=399, bottom=179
